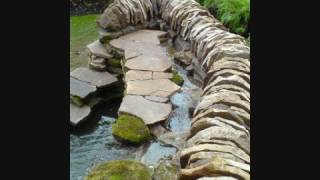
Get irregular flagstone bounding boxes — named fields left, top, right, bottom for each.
left=118, top=95, right=172, bottom=125
left=124, top=49, right=142, bottom=60
left=86, top=40, right=113, bottom=59
left=152, top=72, right=173, bottom=79
left=125, top=70, right=152, bottom=81
left=181, top=157, right=250, bottom=180
left=125, top=55, right=172, bottom=72
left=126, top=79, right=180, bottom=98
left=70, top=77, right=96, bottom=99
left=70, top=103, right=91, bottom=126
left=70, top=67, right=118, bottom=88
left=118, top=29, right=168, bottom=44
left=144, top=96, right=169, bottom=103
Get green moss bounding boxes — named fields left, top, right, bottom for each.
left=170, top=70, right=184, bottom=86
left=112, top=115, right=151, bottom=144
left=85, top=160, right=152, bottom=180
left=153, top=160, right=179, bottom=180
left=107, top=58, right=122, bottom=67
left=70, top=95, right=84, bottom=107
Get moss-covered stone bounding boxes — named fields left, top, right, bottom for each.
left=107, top=58, right=122, bottom=68
left=85, top=160, right=152, bottom=180
left=153, top=160, right=179, bottom=180
left=112, top=115, right=151, bottom=144
left=170, top=70, right=184, bottom=86
left=70, top=95, right=84, bottom=107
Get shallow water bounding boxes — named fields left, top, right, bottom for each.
left=70, top=40, right=202, bottom=180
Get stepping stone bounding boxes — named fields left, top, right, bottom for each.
left=87, top=40, right=113, bottom=59
left=125, top=50, right=142, bottom=60
left=152, top=72, right=173, bottom=79
left=119, top=95, right=172, bottom=125
left=125, top=55, right=171, bottom=72
left=118, top=30, right=168, bottom=45
left=70, top=67, right=118, bottom=88
left=70, top=103, right=91, bottom=126
left=144, top=96, right=169, bottom=103
left=126, top=79, right=180, bottom=98
left=125, top=70, right=152, bottom=81
left=70, top=77, right=96, bottom=99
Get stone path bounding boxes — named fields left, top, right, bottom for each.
left=70, top=67, right=119, bottom=126
left=110, top=30, right=181, bottom=125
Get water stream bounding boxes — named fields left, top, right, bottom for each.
left=70, top=43, right=202, bottom=180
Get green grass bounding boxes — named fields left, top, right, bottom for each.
left=198, top=0, right=250, bottom=36
left=70, top=14, right=99, bottom=71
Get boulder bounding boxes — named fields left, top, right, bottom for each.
left=112, top=114, right=151, bottom=144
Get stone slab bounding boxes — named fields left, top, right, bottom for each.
left=70, top=103, right=91, bottom=126
left=125, top=70, right=152, bottom=81
left=70, top=77, right=96, bottom=99
left=125, top=55, right=171, bottom=72
left=119, top=95, right=172, bottom=125
left=126, top=79, right=180, bottom=98
left=152, top=72, right=173, bottom=79
left=70, top=67, right=118, bottom=88
left=87, top=40, right=113, bottom=59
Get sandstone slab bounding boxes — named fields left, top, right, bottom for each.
left=126, top=79, right=180, bottom=98
left=119, top=95, right=172, bottom=125
left=70, top=77, right=96, bottom=99
left=153, top=72, right=173, bottom=79
left=70, top=67, right=118, bottom=88
left=125, top=70, right=152, bottom=81
left=70, top=103, right=91, bottom=126
left=125, top=55, right=172, bottom=72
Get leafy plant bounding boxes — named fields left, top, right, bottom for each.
left=198, top=0, right=250, bottom=36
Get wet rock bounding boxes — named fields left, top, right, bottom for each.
left=86, top=160, right=152, bottom=180
left=119, top=95, right=172, bottom=125
left=70, top=103, right=91, bottom=126
left=158, top=131, right=190, bottom=150
left=70, top=77, right=96, bottom=99
left=70, top=67, right=118, bottom=88
left=126, top=79, right=180, bottom=98
left=149, top=123, right=169, bottom=138
left=112, top=114, right=151, bottom=144
left=153, top=159, right=180, bottom=180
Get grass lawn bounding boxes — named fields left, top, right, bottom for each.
left=70, top=14, right=99, bottom=71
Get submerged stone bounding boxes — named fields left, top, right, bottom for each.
left=112, top=114, right=151, bottom=144
left=85, top=160, right=152, bottom=180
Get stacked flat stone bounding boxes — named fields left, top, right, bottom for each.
left=96, top=0, right=250, bottom=179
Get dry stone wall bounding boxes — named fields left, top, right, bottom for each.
left=96, top=0, right=250, bottom=179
